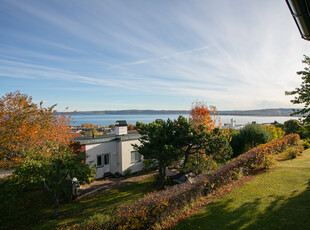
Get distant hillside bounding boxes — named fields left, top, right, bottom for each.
left=65, top=110, right=189, bottom=115
left=218, top=108, right=301, bottom=117
left=63, top=108, right=302, bottom=117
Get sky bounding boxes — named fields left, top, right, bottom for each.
left=1, top=0, right=310, bottom=112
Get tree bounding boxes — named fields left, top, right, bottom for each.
left=190, top=101, right=218, bottom=131
left=285, top=55, right=310, bottom=123
left=134, top=116, right=232, bottom=185
left=230, top=124, right=273, bottom=157
left=127, top=123, right=135, bottom=131
left=262, top=125, right=285, bottom=140
left=12, top=144, right=92, bottom=217
left=189, top=101, right=231, bottom=165
left=0, top=91, right=73, bottom=167
left=86, top=128, right=99, bottom=136
left=206, top=128, right=232, bottom=163
left=134, top=118, right=186, bottom=186
left=283, top=119, right=303, bottom=135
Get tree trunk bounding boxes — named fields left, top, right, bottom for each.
left=183, top=145, right=193, bottom=167
left=183, top=153, right=189, bottom=167
left=53, top=193, right=59, bottom=218
left=158, top=163, right=166, bottom=186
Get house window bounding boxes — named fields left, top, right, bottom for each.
left=104, top=154, right=109, bottom=165
left=97, top=154, right=110, bottom=167
left=97, top=155, right=103, bottom=167
left=131, top=151, right=141, bottom=163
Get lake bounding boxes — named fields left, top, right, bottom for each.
left=70, top=114, right=298, bottom=127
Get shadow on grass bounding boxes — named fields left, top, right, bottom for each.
left=176, top=180, right=310, bottom=230
left=0, top=177, right=155, bottom=229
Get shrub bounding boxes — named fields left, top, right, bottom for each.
left=78, top=134, right=299, bottom=230
left=284, top=119, right=302, bottom=135
left=230, top=124, right=273, bottom=157
left=283, top=120, right=310, bottom=139
left=283, top=145, right=304, bottom=159
left=142, top=159, right=156, bottom=173
left=262, top=153, right=278, bottom=169
left=182, top=155, right=216, bottom=175
left=300, top=139, right=310, bottom=149
left=124, top=169, right=132, bottom=177
left=262, top=125, right=285, bottom=140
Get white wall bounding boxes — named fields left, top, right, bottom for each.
left=84, top=138, right=144, bottom=178
left=85, top=141, right=117, bottom=179
left=121, top=139, right=144, bottom=174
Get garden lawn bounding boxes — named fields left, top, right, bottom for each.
left=0, top=176, right=155, bottom=229
left=174, top=149, right=310, bottom=230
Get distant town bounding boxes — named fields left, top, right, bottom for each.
left=63, top=108, right=302, bottom=117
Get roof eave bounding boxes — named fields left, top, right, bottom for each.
left=286, top=0, right=310, bottom=41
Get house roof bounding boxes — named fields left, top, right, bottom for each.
left=286, top=0, right=310, bottom=40
left=74, top=131, right=140, bottom=145
left=115, top=120, right=127, bottom=126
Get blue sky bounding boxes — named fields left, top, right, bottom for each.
left=1, top=0, right=310, bottom=111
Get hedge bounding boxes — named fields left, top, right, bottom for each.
left=78, top=134, right=300, bottom=230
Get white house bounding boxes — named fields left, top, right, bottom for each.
left=74, top=121, right=143, bottom=179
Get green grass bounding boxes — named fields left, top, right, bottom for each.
left=0, top=176, right=155, bottom=229
left=174, top=149, right=310, bottom=230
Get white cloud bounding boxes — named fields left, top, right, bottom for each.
left=1, top=0, right=310, bottom=110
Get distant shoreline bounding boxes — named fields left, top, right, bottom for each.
left=61, top=108, right=302, bottom=117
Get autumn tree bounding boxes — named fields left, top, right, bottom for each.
left=188, top=101, right=231, bottom=167
left=127, top=123, right=135, bottom=131
left=0, top=91, right=73, bottom=167
left=262, top=125, right=285, bottom=140
left=86, top=128, right=99, bottom=137
left=190, top=101, right=219, bottom=131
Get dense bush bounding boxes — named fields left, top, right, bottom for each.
left=283, top=119, right=303, bottom=135
left=262, top=125, right=285, bottom=140
left=301, top=139, right=310, bottom=149
left=261, top=153, right=278, bottom=169
left=283, top=119, right=310, bottom=139
left=182, top=155, right=217, bottom=175
left=78, top=134, right=299, bottom=230
left=230, top=124, right=273, bottom=157
left=283, top=145, right=304, bottom=159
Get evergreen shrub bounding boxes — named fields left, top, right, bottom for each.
left=230, top=124, right=273, bottom=157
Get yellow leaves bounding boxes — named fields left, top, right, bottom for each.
left=0, top=91, right=73, bottom=166
left=190, top=101, right=218, bottom=132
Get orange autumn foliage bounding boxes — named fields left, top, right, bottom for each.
left=0, top=91, right=73, bottom=167
left=190, top=101, right=219, bottom=132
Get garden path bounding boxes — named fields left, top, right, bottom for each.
left=77, top=171, right=156, bottom=200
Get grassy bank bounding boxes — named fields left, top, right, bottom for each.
left=174, top=149, right=310, bottom=229
left=0, top=176, right=155, bottom=229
